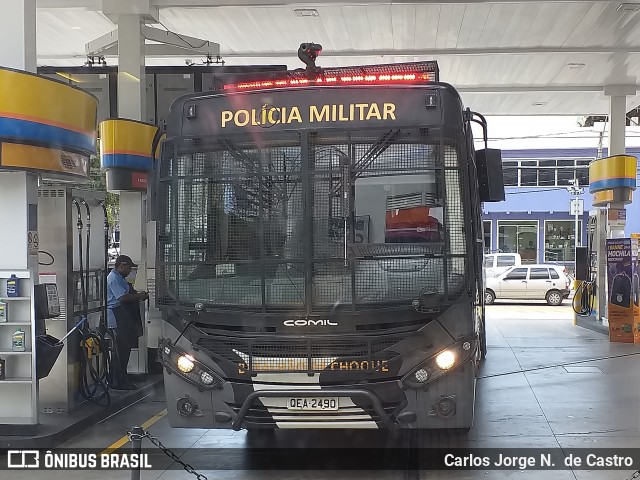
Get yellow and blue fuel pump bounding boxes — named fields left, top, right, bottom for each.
left=574, top=154, right=638, bottom=343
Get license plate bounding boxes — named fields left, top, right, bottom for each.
left=286, top=397, right=339, bottom=411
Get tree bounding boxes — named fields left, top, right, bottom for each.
left=88, top=155, right=119, bottom=230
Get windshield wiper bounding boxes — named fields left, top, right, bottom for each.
left=328, top=129, right=400, bottom=196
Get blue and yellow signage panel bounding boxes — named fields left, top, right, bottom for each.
left=100, top=119, right=159, bottom=171
left=593, top=189, right=633, bottom=206
left=0, top=67, right=97, bottom=155
left=1, top=143, right=88, bottom=178
left=589, top=155, right=637, bottom=193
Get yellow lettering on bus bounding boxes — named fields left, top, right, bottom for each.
left=268, top=107, right=280, bottom=124
left=310, top=105, right=329, bottom=122
left=355, top=104, right=368, bottom=121
left=251, top=109, right=261, bottom=126
left=366, top=103, right=382, bottom=120
left=223, top=101, right=396, bottom=127
left=383, top=103, right=396, bottom=120
left=338, top=104, right=349, bottom=122
left=235, top=110, right=249, bottom=127
left=288, top=106, right=303, bottom=123
left=221, top=111, right=233, bottom=127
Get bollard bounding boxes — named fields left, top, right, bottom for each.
left=130, top=425, right=144, bottom=480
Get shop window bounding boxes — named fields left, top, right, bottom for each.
left=545, top=220, right=582, bottom=262
left=502, top=158, right=593, bottom=188
left=538, top=160, right=556, bottom=186
left=497, top=220, right=538, bottom=263
left=520, top=161, right=537, bottom=186
left=576, top=159, right=590, bottom=186
left=557, top=159, right=576, bottom=185
left=503, top=162, right=518, bottom=186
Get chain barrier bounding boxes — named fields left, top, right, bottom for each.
left=127, top=427, right=208, bottom=480
left=626, top=469, right=640, bottom=480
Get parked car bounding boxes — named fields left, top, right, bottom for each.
left=483, top=253, right=522, bottom=278
left=485, top=264, right=571, bottom=306
left=108, top=242, right=120, bottom=261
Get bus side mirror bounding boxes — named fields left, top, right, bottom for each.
left=476, top=148, right=505, bottom=202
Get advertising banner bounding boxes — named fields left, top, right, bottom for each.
left=606, top=238, right=640, bottom=342
left=634, top=237, right=640, bottom=344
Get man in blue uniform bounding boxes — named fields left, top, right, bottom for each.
left=107, top=255, right=148, bottom=390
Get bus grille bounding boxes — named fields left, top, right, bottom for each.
left=226, top=401, right=401, bottom=426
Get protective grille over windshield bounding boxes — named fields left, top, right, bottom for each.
left=156, top=128, right=467, bottom=312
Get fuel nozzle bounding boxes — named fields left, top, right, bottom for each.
left=80, top=199, right=91, bottom=229
left=98, top=200, right=109, bottom=232
left=72, top=198, right=83, bottom=230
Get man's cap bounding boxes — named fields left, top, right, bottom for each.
left=115, top=255, right=138, bottom=268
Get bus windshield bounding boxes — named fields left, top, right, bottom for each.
left=158, top=127, right=467, bottom=311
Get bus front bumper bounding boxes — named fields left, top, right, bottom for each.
left=231, top=388, right=395, bottom=430
left=163, top=359, right=477, bottom=430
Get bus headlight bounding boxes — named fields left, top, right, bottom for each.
left=178, top=355, right=195, bottom=373
left=159, top=339, right=224, bottom=390
left=402, top=338, right=476, bottom=389
left=435, top=350, right=455, bottom=370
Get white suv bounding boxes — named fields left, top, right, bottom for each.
left=485, top=264, right=571, bottom=306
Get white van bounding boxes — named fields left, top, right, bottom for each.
left=483, top=253, right=522, bottom=278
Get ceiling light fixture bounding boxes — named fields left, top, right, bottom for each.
left=617, top=3, right=640, bottom=11
left=294, top=8, right=319, bottom=17
left=566, top=63, right=585, bottom=69
left=532, top=102, right=548, bottom=106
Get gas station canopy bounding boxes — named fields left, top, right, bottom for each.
left=36, top=0, right=640, bottom=115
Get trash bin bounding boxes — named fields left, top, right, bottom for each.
left=35, top=334, right=64, bottom=380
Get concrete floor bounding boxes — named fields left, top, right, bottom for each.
left=5, top=302, right=640, bottom=480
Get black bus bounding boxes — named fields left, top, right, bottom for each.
left=157, top=58, right=504, bottom=431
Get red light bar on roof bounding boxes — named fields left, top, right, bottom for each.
left=222, top=61, right=438, bottom=91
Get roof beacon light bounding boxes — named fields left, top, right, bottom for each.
left=223, top=61, right=439, bottom=91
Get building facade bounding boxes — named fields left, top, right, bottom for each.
left=482, top=147, right=640, bottom=265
